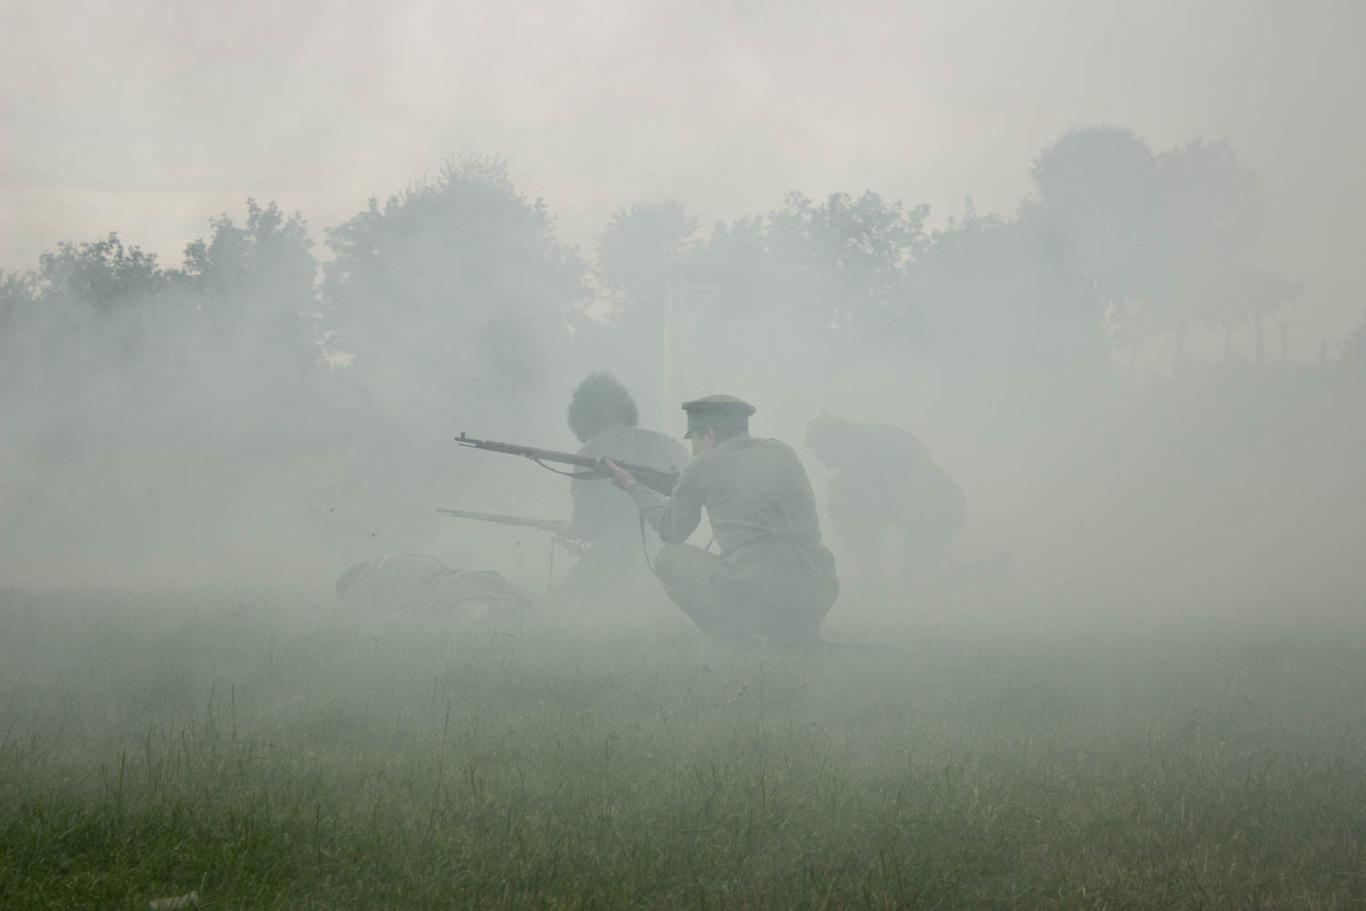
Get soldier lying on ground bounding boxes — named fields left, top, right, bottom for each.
left=607, top=395, right=839, bottom=646
left=335, top=554, right=534, bottom=621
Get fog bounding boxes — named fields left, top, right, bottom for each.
left=6, top=1, right=1366, bottom=340
left=4, top=5, right=1366, bottom=905
left=2, top=174, right=1362, bottom=622
left=2, top=1, right=1365, bottom=607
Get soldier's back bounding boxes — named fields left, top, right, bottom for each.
left=839, top=421, right=965, bottom=525
left=687, top=437, right=822, bottom=549
left=686, top=435, right=839, bottom=629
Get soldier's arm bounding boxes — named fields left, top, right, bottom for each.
left=612, top=460, right=703, bottom=544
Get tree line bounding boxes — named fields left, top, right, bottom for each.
left=1, top=126, right=1360, bottom=458
left=2, top=126, right=1363, bottom=594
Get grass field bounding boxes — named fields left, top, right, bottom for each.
left=1, top=590, right=1363, bottom=909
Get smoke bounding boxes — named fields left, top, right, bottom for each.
left=2, top=2, right=1364, bottom=618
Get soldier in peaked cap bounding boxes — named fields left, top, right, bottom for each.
left=606, top=394, right=839, bottom=645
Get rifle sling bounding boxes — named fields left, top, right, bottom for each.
left=530, top=458, right=606, bottom=481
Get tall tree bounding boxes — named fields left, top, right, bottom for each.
left=323, top=158, right=587, bottom=426
left=18, top=234, right=175, bottom=374
left=596, top=199, right=699, bottom=314
left=766, top=190, right=929, bottom=341
left=1150, top=137, right=1280, bottom=341
left=0, top=270, right=36, bottom=327
left=35, top=233, right=169, bottom=313
left=180, top=199, right=318, bottom=368
left=1023, top=127, right=1282, bottom=370
left=1027, top=126, right=1161, bottom=330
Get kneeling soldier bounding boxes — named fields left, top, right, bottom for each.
left=608, top=395, right=839, bottom=645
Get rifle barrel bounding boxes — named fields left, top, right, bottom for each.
left=435, top=507, right=565, bottom=534
left=455, top=432, right=680, bottom=495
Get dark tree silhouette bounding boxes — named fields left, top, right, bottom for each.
left=766, top=190, right=928, bottom=340
left=180, top=199, right=318, bottom=369
left=596, top=199, right=699, bottom=313
left=323, top=158, right=587, bottom=422
left=0, top=270, right=36, bottom=324
left=587, top=199, right=701, bottom=421
left=183, top=200, right=315, bottom=307
left=1027, top=126, right=1161, bottom=326
left=35, top=233, right=169, bottom=312
left=1150, top=137, right=1282, bottom=346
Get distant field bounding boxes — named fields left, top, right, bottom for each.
left=1, top=590, right=1363, bottom=909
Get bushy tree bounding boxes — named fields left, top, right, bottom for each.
left=8, top=233, right=179, bottom=378
left=595, top=191, right=928, bottom=357
left=589, top=190, right=929, bottom=431
left=1024, top=127, right=1162, bottom=359
left=585, top=200, right=701, bottom=421
left=180, top=199, right=318, bottom=368
left=0, top=269, right=36, bottom=325
left=0, top=271, right=39, bottom=390
left=766, top=190, right=929, bottom=339
left=323, top=158, right=587, bottom=426
left=183, top=200, right=315, bottom=306
left=35, top=233, right=169, bottom=312
left=1150, top=138, right=1287, bottom=350
left=596, top=199, right=699, bottom=313
left=1025, top=127, right=1279, bottom=359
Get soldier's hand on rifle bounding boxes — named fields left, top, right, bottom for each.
left=604, top=459, right=635, bottom=491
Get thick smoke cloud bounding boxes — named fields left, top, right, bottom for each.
left=1, top=1, right=1363, bottom=615
left=2, top=127, right=1363, bottom=614
left=4, top=1, right=1364, bottom=349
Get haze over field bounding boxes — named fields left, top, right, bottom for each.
left=3, top=0, right=1365, bottom=351
left=2, top=4, right=1366, bottom=908
left=1, top=1, right=1365, bottom=607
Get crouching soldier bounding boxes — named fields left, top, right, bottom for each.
left=607, top=395, right=839, bottom=645
left=805, top=414, right=965, bottom=591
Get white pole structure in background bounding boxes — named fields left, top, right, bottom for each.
left=660, top=281, right=721, bottom=429
left=660, top=280, right=674, bottom=432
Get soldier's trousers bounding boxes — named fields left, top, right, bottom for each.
left=652, top=543, right=830, bottom=645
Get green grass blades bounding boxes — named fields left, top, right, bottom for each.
left=1, top=590, right=1363, bottom=909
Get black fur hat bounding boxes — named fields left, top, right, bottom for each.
left=567, top=372, right=639, bottom=443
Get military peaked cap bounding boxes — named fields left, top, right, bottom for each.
left=682, top=394, right=755, bottom=437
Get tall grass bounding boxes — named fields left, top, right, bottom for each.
left=2, top=590, right=1362, bottom=908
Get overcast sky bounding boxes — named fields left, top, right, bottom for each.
left=3, top=0, right=1363, bottom=351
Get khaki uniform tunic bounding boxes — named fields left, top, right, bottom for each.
left=627, top=434, right=838, bottom=642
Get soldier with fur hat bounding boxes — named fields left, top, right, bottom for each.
left=557, top=372, right=688, bottom=605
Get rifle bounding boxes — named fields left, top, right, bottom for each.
left=436, top=507, right=588, bottom=559
left=455, top=432, right=681, bottom=495
left=435, top=507, right=565, bottom=535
